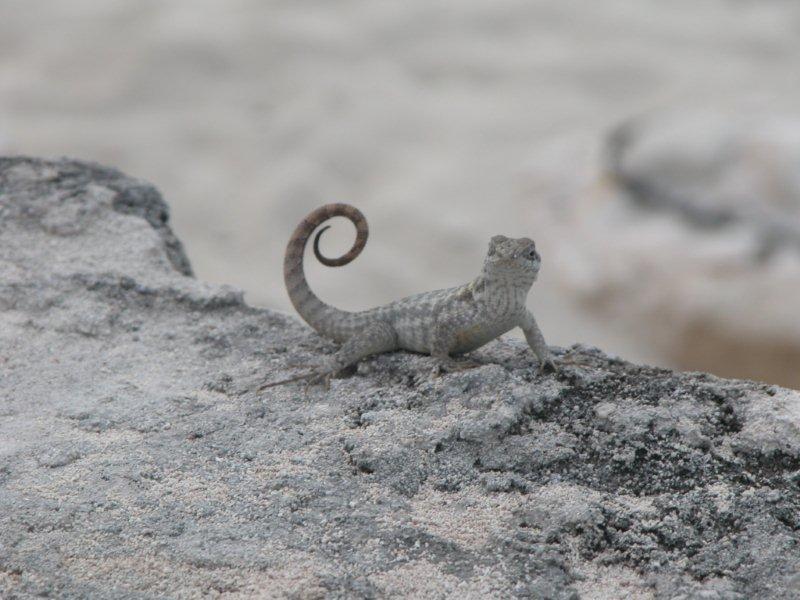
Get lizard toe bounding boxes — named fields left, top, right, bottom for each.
left=538, top=357, right=558, bottom=375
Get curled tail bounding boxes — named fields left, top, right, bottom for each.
left=283, top=203, right=369, bottom=342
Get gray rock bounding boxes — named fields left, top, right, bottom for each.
left=1, top=156, right=799, bottom=598
left=530, top=113, right=800, bottom=389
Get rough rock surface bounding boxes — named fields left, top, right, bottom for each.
left=527, top=112, right=800, bottom=389
left=1, top=157, right=799, bottom=599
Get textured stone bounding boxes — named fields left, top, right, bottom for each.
left=1, top=157, right=799, bottom=599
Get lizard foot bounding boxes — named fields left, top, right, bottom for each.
left=258, top=355, right=342, bottom=393
left=538, top=357, right=558, bottom=375
left=432, top=358, right=482, bottom=377
left=258, top=369, right=333, bottom=392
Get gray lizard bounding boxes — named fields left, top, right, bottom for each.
left=262, top=203, right=556, bottom=388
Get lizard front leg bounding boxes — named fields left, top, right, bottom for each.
left=519, top=309, right=556, bottom=373
left=430, top=303, right=482, bottom=374
left=261, top=320, right=398, bottom=389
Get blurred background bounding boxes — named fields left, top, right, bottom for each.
left=1, top=0, right=798, bottom=388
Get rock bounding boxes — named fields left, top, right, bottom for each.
left=1, top=156, right=799, bottom=598
left=528, top=113, right=800, bottom=389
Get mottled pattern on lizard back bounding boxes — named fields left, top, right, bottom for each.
left=375, top=287, right=458, bottom=353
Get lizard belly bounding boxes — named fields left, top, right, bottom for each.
left=391, top=313, right=438, bottom=354
left=450, top=318, right=517, bottom=355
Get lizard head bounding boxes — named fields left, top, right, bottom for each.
left=483, top=235, right=541, bottom=283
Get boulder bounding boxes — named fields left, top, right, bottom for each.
left=1, top=157, right=798, bottom=598
left=529, top=112, right=800, bottom=389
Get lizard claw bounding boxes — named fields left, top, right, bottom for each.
left=538, top=357, right=558, bottom=375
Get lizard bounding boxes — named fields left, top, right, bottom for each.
left=261, top=203, right=556, bottom=389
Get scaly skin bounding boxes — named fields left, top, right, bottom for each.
left=264, top=203, right=555, bottom=388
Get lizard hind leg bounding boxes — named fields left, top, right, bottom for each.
left=259, top=320, right=398, bottom=392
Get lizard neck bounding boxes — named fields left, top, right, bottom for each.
left=473, top=272, right=532, bottom=317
